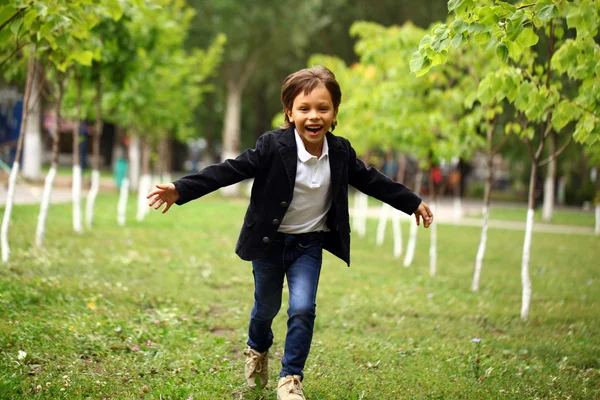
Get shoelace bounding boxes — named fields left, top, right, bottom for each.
left=245, top=350, right=264, bottom=373
left=280, top=376, right=302, bottom=394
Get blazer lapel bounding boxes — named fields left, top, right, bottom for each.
left=326, top=132, right=346, bottom=199
left=278, top=127, right=297, bottom=194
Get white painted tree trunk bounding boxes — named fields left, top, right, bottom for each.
left=520, top=208, right=535, bottom=321
left=429, top=202, right=438, bottom=276
left=1, top=162, right=20, bottom=262
left=117, top=177, right=129, bottom=227
left=21, top=61, right=42, bottom=181
left=453, top=196, right=463, bottom=221
left=542, top=135, right=557, bottom=222
left=353, top=192, right=368, bottom=237
left=403, top=222, right=418, bottom=267
left=85, top=170, right=100, bottom=228
left=35, top=166, right=57, bottom=247
left=128, top=135, right=141, bottom=192
left=376, top=203, right=391, bottom=246
left=391, top=209, right=402, bottom=258
left=472, top=206, right=490, bottom=291
left=595, top=204, right=599, bottom=235
left=542, top=176, right=554, bottom=222
left=403, top=171, right=423, bottom=267
left=136, top=174, right=151, bottom=221
left=72, top=165, right=83, bottom=233
left=220, top=81, right=243, bottom=197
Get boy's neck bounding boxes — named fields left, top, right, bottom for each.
left=304, top=140, right=323, bottom=157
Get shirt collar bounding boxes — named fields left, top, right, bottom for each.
left=294, top=129, right=329, bottom=163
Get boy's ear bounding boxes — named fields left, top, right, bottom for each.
left=285, top=109, right=293, bottom=122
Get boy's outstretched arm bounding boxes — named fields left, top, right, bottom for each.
left=414, top=201, right=434, bottom=228
left=147, top=183, right=180, bottom=214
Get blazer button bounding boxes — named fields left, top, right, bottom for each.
left=262, top=236, right=270, bottom=244
left=272, top=219, right=280, bottom=226
left=280, top=201, right=288, bottom=208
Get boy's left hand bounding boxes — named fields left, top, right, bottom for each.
left=414, top=201, right=433, bottom=228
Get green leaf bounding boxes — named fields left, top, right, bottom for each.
left=507, top=40, right=524, bottom=61
left=70, top=50, right=94, bottom=66
left=38, top=21, right=53, bottom=40
left=0, top=5, right=18, bottom=27
left=22, top=8, right=37, bottom=31
left=473, top=31, right=491, bottom=46
left=506, top=18, right=524, bottom=41
left=496, top=42, right=508, bottom=63
left=536, top=5, right=558, bottom=22
left=496, top=1, right=516, bottom=13
left=448, top=0, right=466, bottom=13
left=551, top=100, right=580, bottom=132
left=516, top=28, right=539, bottom=48
left=10, top=17, right=22, bottom=35
left=410, top=51, right=431, bottom=74
left=451, top=32, right=466, bottom=49
left=477, top=7, right=499, bottom=26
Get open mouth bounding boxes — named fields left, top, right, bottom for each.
left=305, top=125, right=323, bottom=135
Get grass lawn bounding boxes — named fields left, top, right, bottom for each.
left=465, top=206, right=595, bottom=228
left=1, top=193, right=599, bottom=399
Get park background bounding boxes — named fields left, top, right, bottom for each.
left=0, top=0, right=599, bottom=399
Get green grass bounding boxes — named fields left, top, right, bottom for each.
left=41, top=165, right=114, bottom=180
left=1, top=194, right=599, bottom=399
left=466, top=206, right=595, bottom=228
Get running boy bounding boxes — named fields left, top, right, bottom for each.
left=147, top=65, right=433, bottom=399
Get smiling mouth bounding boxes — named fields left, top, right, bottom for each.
left=306, top=125, right=323, bottom=134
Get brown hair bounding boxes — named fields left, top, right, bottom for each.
left=281, top=65, right=342, bottom=130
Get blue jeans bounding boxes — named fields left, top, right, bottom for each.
left=247, top=232, right=324, bottom=379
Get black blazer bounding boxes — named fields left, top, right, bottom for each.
left=173, top=127, right=422, bottom=266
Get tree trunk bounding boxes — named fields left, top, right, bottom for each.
left=117, top=176, right=129, bottom=227
left=542, top=133, right=557, bottom=222
left=128, top=134, right=141, bottom=192
left=36, top=76, right=64, bottom=247
left=136, top=139, right=152, bottom=221
left=521, top=162, right=538, bottom=321
left=403, top=170, right=423, bottom=267
left=376, top=153, right=406, bottom=251
left=86, top=77, right=103, bottom=228
left=220, top=79, right=243, bottom=197
left=392, top=154, right=407, bottom=258
left=22, top=59, right=43, bottom=181
left=376, top=203, right=391, bottom=246
left=428, top=168, right=438, bottom=277
left=72, top=74, right=83, bottom=233
left=473, top=125, right=495, bottom=291
left=2, top=53, right=35, bottom=262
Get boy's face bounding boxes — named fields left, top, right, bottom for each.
left=286, top=83, right=337, bottom=155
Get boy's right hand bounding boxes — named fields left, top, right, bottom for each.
left=147, top=183, right=180, bottom=214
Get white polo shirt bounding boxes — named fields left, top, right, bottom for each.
left=278, top=130, right=332, bottom=233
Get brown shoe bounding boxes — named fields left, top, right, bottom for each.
left=276, top=375, right=304, bottom=400
left=244, top=347, right=268, bottom=389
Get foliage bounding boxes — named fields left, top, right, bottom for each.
left=411, top=0, right=600, bottom=147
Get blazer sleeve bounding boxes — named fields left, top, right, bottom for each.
left=347, top=140, right=422, bottom=215
left=173, top=134, right=268, bottom=205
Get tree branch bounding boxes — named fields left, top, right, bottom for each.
left=0, top=9, right=24, bottom=32
left=539, top=136, right=573, bottom=167
left=525, top=137, right=535, bottom=161
left=0, top=41, right=32, bottom=69
left=517, top=3, right=536, bottom=10
left=492, top=133, right=510, bottom=156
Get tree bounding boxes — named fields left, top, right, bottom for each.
left=411, top=0, right=600, bottom=320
